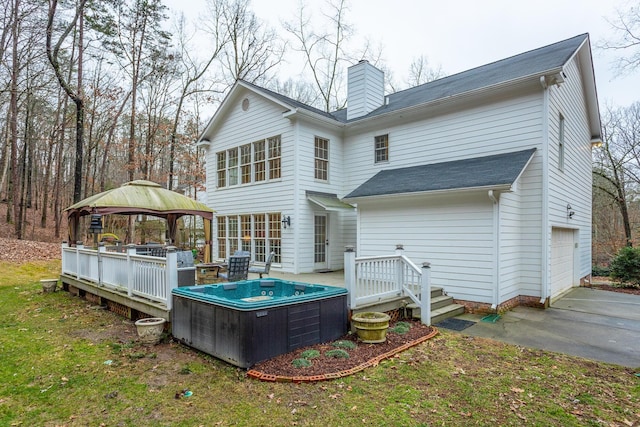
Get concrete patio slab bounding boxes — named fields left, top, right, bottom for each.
left=460, top=287, right=640, bottom=368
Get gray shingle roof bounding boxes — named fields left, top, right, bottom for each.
left=344, top=148, right=537, bottom=199
left=245, top=34, right=587, bottom=123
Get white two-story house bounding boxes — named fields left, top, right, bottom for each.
left=197, top=33, right=601, bottom=311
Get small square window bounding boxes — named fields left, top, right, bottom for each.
left=375, top=134, right=389, bottom=163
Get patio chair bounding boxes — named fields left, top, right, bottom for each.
left=233, top=250, right=251, bottom=257
left=218, top=255, right=250, bottom=281
left=248, top=251, right=275, bottom=278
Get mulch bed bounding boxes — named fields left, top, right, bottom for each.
left=248, top=320, right=438, bottom=382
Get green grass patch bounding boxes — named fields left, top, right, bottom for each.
left=0, top=260, right=638, bottom=426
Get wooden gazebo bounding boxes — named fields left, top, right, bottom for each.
left=65, top=180, right=214, bottom=262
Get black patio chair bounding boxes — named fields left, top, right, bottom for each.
left=218, top=255, right=250, bottom=282
left=248, top=251, right=275, bottom=278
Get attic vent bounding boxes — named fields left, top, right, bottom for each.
left=242, top=98, right=250, bottom=111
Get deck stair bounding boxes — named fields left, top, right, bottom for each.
left=407, top=286, right=465, bottom=324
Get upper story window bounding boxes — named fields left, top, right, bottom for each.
left=215, top=135, right=281, bottom=188
left=268, top=136, right=281, bottom=179
left=228, top=147, right=239, bottom=185
left=374, top=134, right=389, bottom=163
left=216, top=151, right=226, bottom=188
left=558, top=114, right=565, bottom=171
left=254, top=140, right=266, bottom=182
left=314, top=136, right=329, bottom=181
left=240, top=144, right=252, bottom=184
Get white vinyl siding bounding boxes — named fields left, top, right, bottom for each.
left=344, top=93, right=544, bottom=191
left=203, top=92, right=295, bottom=268
left=356, top=193, right=495, bottom=304
left=547, top=57, right=592, bottom=282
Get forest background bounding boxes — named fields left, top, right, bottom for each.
left=1, top=0, right=639, bottom=269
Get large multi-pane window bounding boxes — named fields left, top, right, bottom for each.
left=240, top=144, right=252, bottom=184
left=215, top=135, right=280, bottom=187
left=314, top=136, right=329, bottom=181
left=217, top=217, right=227, bottom=260
left=374, top=134, right=389, bottom=163
left=268, top=136, right=281, bottom=179
left=228, top=147, right=239, bottom=186
left=216, top=213, right=282, bottom=263
left=254, top=214, right=266, bottom=262
left=216, top=152, right=226, bottom=188
left=254, top=140, right=266, bottom=182
left=240, top=214, right=251, bottom=252
left=228, top=216, right=239, bottom=254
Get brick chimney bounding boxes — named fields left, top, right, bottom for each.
left=347, top=60, right=384, bottom=120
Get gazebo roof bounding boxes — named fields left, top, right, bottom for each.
left=65, top=180, right=214, bottom=219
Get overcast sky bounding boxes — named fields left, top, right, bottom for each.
left=166, top=0, right=640, bottom=109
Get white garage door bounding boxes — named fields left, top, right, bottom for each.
left=551, top=228, right=575, bottom=299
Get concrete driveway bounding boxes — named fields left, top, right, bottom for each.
left=459, top=287, right=640, bottom=368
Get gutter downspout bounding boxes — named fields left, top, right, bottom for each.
left=488, top=190, right=499, bottom=311
left=540, top=78, right=551, bottom=305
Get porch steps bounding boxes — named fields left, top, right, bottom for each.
left=407, top=287, right=465, bottom=325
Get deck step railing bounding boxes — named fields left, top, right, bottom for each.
left=344, top=246, right=432, bottom=325
left=61, top=242, right=178, bottom=309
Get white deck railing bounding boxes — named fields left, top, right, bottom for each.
left=344, top=246, right=432, bottom=325
left=61, top=242, right=179, bottom=310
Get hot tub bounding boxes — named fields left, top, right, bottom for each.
left=171, top=279, right=348, bottom=368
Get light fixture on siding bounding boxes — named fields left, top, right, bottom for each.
left=282, top=216, right=291, bottom=229
left=567, top=204, right=575, bottom=219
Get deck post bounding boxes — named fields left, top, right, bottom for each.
left=395, top=244, right=404, bottom=296
left=344, top=246, right=356, bottom=309
left=98, top=242, right=106, bottom=286
left=126, top=244, right=136, bottom=297
left=76, top=242, right=83, bottom=280
left=421, top=262, right=431, bottom=326
left=165, top=246, right=178, bottom=310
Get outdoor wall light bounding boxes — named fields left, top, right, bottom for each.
left=282, top=215, right=291, bottom=229
left=567, top=204, right=575, bottom=219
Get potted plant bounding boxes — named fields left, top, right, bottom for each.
left=134, top=317, right=166, bottom=345
left=40, top=278, right=58, bottom=293
left=351, top=312, right=391, bottom=343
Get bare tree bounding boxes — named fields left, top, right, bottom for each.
left=166, top=9, right=226, bottom=189
left=406, top=55, right=445, bottom=87
left=599, top=3, right=640, bottom=75
left=216, top=0, right=284, bottom=85
left=284, top=0, right=354, bottom=112
left=95, top=0, right=171, bottom=182
left=593, top=105, right=634, bottom=247
left=46, top=0, right=88, bottom=204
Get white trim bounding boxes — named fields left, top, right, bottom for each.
left=541, top=83, right=550, bottom=303
left=343, top=183, right=513, bottom=202
left=293, top=119, right=300, bottom=274
left=489, top=190, right=500, bottom=309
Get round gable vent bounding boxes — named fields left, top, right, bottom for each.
left=242, top=98, right=250, bottom=111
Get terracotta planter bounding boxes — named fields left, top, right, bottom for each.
left=351, top=312, right=390, bottom=343
left=134, top=317, right=166, bottom=345
left=41, top=279, right=58, bottom=293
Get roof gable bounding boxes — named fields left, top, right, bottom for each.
left=344, top=148, right=537, bottom=200
left=335, top=34, right=588, bottom=122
